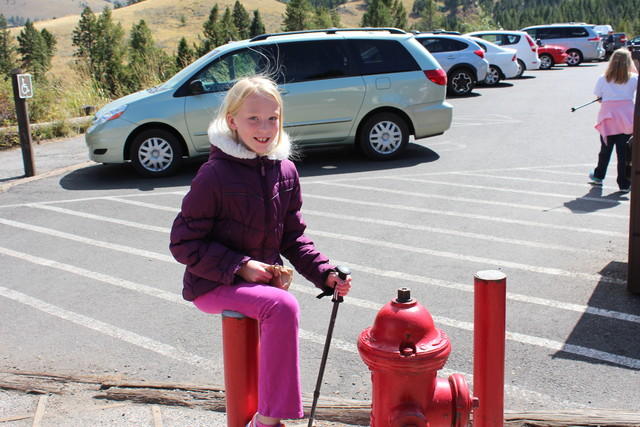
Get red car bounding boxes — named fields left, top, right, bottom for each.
left=537, top=43, right=568, bottom=69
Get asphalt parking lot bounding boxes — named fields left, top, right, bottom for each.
left=1, top=60, right=639, bottom=426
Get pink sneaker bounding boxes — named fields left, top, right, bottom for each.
left=246, top=413, right=285, bottom=427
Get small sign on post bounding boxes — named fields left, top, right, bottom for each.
left=17, top=74, right=33, bottom=99
left=10, top=68, right=35, bottom=177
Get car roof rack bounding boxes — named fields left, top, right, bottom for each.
left=412, top=29, right=462, bottom=35
left=250, top=27, right=406, bottom=42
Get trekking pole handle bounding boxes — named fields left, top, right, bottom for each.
left=332, top=265, right=351, bottom=303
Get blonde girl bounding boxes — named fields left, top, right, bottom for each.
left=170, top=76, right=352, bottom=426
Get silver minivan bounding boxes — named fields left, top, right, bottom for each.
left=521, top=24, right=604, bottom=66
left=85, top=28, right=453, bottom=177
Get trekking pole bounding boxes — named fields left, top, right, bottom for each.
left=571, top=97, right=601, bottom=112
left=308, top=265, right=351, bottom=427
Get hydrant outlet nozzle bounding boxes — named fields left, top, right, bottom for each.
left=396, top=287, right=414, bottom=303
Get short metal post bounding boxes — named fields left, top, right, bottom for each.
left=222, top=310, right=259, bottom=427
left=473, top=270, right=506, bottom=427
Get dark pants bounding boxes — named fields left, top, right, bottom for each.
left=593, top=133, right=631, bottom=190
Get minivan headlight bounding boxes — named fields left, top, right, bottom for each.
left=93, top=104, right=128, bottom=126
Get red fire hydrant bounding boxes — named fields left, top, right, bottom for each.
left=358, top=288, right=476, bottom=427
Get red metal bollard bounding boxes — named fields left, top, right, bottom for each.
left=473, top=270, right=506, bottom=427
left=222, top=310, right=259, bottom=427
left=358, top=288, right=475, bottom=427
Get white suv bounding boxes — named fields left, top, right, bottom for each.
left=465, top=30, right=540, bottom=77
left=414, top=33, right=489, bottom=96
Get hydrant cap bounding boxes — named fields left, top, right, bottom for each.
left=358, top=288, right=451, bottom=369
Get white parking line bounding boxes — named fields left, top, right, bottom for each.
left=0, top=286, right=220, bottom=373
left=0, top=246, right=637, bottom=370
left=303, top=189, right=628, bottom=234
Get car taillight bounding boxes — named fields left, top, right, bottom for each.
left=424, top=69, right=447, bottom=86
left=621, top=35, right=627, bottom=43
left=473, top=48, right=485, bottom=58
left=588, top=36, right=600, bottom=42
left=525, top=34, right=537, bottom=52
left=512, top=54, right=517, bottom=62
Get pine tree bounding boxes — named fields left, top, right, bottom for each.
left=16, top=20, right=55, bottom=80
left=361, top=0, right=393, bottom=27
left=282, top=0, right=313, bottom=31
left=219, top=7, right=240, bottom=43
left=176, top=37, right=195, bottom=69
left=233, top=1, right=251, bottom=39
left=202, top=5, right=220, bottom=52
left=92, top=7, right=128, bottom=96
left=72, top=7, right=97, bottom=65
left=0, top=14, right=15, bottom=77
left=249, top=10, right=266, bottom=37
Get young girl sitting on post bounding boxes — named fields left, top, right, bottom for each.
left=169, top=76, right=352, bottom=427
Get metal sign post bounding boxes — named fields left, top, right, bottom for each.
left=10, top=68, right=35, bottom=177
left=627, top=51, right=640, bottom=294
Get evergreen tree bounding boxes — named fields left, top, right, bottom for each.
left=361, top=0, right=393, bottom=27
left=312, top=7, right=334, bottom=29
left=219, top=7, right=240, bottom=42
left=129, top=20, right=173, bottom=89
left=391, top=0, right=408, bottom=28
left=249, top=10, right=266, bottom=37
left=92, top=7, right=128, bottom=96
left=0, top=14, right=15, bottom=77
left=16, top=20, right=55, bottom=79
left=282, top=0, right=313, bottom=31
left=233, top=1, right=251, bottom=39
left=201, top=5, right=222, bottom=54
left=176, top=37, right=195, bottom=69
left=72, top=7, right=97, bottom=62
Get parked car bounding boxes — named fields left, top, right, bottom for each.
left=465, top=36, right=519, bottom=85
left=414, top=33, right=489, bottom=96
left=85, top=28, right=453, bottom=177
left=603, top=33, right=628, bottom=59
left=536, top=41, right=568, bottom=69
left=628, top=35, right=640, bottom=52
left=464, top=30, right=540, bottom=78
left=521, top=23, right=604, bottom=66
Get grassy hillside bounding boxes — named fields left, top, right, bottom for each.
left=10, top=0, right=420, bottom=80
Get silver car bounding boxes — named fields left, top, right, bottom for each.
left=85, top=28, right=453, bottom=177
left=521, top=23, right=605, bottom=66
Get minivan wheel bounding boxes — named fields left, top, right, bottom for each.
left=448, top=69, right=474, bottom=96
left=130, top=129, right=183, bottom=178
left=539, top=53, right=554, bottom=70
left=566, top=50, right=583, bottom=66
left=358, top=113, right=409, bottom=160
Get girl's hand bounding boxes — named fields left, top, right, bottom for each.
left=237, top=260, right=273, bottom=283
left=325, top=271, right=352, bottom=297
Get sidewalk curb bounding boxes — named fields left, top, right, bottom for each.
left=0, top=161, right=94, bottom=194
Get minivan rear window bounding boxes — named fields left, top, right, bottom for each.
left=347, top=39, right=419, bottom=75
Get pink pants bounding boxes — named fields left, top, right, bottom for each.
left=193, top=282, right=303, bottom=420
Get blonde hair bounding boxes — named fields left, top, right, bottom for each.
left=605, top=48, right=633, bottom=84
left=217, top=76, right=285, bottom=156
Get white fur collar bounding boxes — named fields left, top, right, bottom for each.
left=208, top=118, right=291, bottom=161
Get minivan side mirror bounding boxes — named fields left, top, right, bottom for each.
left=189, top=80, right=205, bottom=95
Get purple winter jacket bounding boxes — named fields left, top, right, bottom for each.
left=169, top=121, right=335, bottom=301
